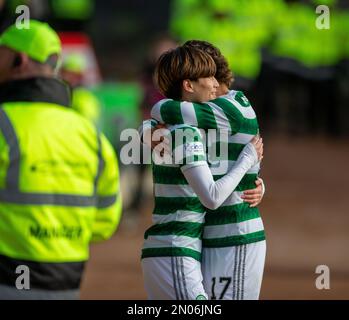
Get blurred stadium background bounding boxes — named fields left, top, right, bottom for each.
left=1, top=0, right=348, bottom=299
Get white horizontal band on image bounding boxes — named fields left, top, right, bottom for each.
left=203, top=217, right=264, bottom=239
left=143, top=235, right=202, bottom=253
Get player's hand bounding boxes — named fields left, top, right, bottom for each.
left=250, top=135, right=263, bottom=162
left=241, top=178, right=264, bottom=207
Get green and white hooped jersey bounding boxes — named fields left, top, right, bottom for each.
left=142, top=124, right=207, bottom=261
left=150, top=90, right=265, bottom=248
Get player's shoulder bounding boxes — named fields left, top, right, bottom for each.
left=152, top=98, right=175, bottom=110
left=151, top=98, right=178, bottom=121
left=220, top=90, right=251, bottom=107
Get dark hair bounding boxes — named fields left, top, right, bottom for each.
left=154, top=45, right=216, bottom=100
left=184, top=40, right=233, bottom=88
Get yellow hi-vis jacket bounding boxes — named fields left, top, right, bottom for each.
left=0, top=77, right=122, bottom=290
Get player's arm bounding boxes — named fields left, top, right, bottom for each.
left=151, top=98, right=218, bottom=129
left=177, top=128, right=263, bottom=210
left=241, top=178, right=265, bottom=207
left=91, top=133, right=122, bottom=242
left=151, top=91, right=255, bottom=132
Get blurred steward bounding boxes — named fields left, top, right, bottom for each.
left=0, top=20, right=122, bottom=299
left=61, top=52, right=101, bottom=126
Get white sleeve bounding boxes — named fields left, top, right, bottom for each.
left=181, top=142, right=259, bottom=210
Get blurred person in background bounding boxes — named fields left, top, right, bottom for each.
left=257, top=0, right=346, bottom=136
left=170, top=0, right=283, bottom=118
left=49, top=0, right=95, bottom=32
left=127, top=33, right=178, bottom=215
left=61, top=52, right=101, bottom=126
left=170, top=0, right=349, bottom=137
left=139, top=33, right=178, bottom=120
left=0, top=0, right=7, bottom=31
left=0, top=20, right=122, bottom=299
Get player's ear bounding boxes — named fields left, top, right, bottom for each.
left=182, top=79, right=194, bottom=93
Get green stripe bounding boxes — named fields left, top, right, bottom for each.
left=239, top=118, right=259, bottom=135
left=193, top=102, right=218, bottom=129
left=205, top=204, right=260, bottom=225
left=141, top=247, right=201, bottom=261
left=213, top=98, right=259, bottom=135
left=144, top=221, right=203, bottom=239
left=168, top=126, right=206, bottom=166
left=152, top=165, right=187, bottom=184
left=161, top=100, right=183, bottom=124
left=203, top=231, right=266, bottom=248
left=213, top=173, right=258, bottom=191
left=154, top=197, right=205, bottom=215
left=235, top=91, right=251, bottom=107
left=226, top=142, right=244, bottom=161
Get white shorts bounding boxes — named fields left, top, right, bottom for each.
left=141, top=256, right=208, bottom=300
left=202, top=240, right=266, bottom=300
